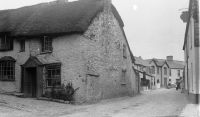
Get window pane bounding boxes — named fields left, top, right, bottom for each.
left=46, top=64, right=61, bottom=87
left=0, top=61, right=15, bottom=81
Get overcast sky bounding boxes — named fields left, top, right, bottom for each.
left=0, top=0, right=189, bottom=61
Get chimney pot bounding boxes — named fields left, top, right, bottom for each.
left=166, top=56, right=173, bottom=61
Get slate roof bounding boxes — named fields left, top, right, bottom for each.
left=134, top=56, right=150, bottom=67
left=148, top=58, right=165, bottom=67
left=148, top=58, right=184, bottom=69
left=166, top=60, right=185, bottom=69
left=0, top=0, right=123, bottom=37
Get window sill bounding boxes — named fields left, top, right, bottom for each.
left=40, top=51, right=52, bottom=55
left=121, top=82, right=127, bottom=85
left=0, top=79, right=15, bottom=82
left=19, top=50, right=25, bottom=53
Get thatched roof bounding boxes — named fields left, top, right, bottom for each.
left=0, top=0, right=123, bottom=37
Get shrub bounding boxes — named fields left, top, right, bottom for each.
left=45, top=82, right=79, bottom=102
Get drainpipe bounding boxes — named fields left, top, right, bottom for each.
left=161, top=67, right=162, bottom=87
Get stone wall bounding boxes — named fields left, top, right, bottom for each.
left=0, top=5, right=137, bottom=103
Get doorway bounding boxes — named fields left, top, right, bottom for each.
left=164, top=78, right=167, bottom=88
left=23, top=67, right=37, bottom=97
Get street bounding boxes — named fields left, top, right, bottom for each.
left=0, top=88, right=188, bottom=117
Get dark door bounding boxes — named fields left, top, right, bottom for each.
left=23, top=67, right=37, bottom=97
left=164, top=78, right=167, bottom=88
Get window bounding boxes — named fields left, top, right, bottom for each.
left=164, top=67, right=167, bottom=75
left=19, top=40, right=25, bottom=52
left=169, top=69, right=171, bottom=76
left=0, top=35, right=13, bottom=51
left=0, top=60, right=15, bottom=81
left=157, top=67, right=159, bottom=74
left=121, top=70, right=126, bottom=85
left=46, top=64, right=61, bottom=87
left=42, top=36, right=52, bottom=53
left=123, top=44, right=127, bottom=58
left=178, top=70, right=180, bottom=77
left=152, top=66, right=155, bottom=74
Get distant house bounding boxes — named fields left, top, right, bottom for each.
left=181, top=0, right=199, bottom=104
left=0, top=0, right=137, bottom=103
left=134, top=56, right=155, bottom=90
left=149, top=59, right=164, bottom=88
left=148, top=56, right=184, bottom=89
left=165, top=56, right=184, bottom=86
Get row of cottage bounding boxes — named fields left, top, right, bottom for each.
left=134, top=56, right=184, bottom=90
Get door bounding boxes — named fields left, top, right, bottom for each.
left=164, top=78, right=167, bottom=88
left=86, top=75, right=101, bottom=102
left=23, top=67, right=37, bottom=97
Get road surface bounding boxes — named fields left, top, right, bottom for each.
left=0, top=88, right=188, bottom=117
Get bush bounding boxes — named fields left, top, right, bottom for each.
left=44, top=82, right=79, bottom=102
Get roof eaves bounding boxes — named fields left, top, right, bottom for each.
left=183, top=0, right=192, bottom=50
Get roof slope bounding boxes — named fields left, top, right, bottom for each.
left=147, top=58, right=184, bottom=69
left=0, top=0, right=123, bottom=37
left=166, top=60, right=184, bottom=69
left=134, top=56, right=150, bottom=66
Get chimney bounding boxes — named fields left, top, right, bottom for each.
left=166, top=56, right=173, bottom=61
left=104, top=0, right=112, bottom=12
left=180, top=11, right=189, bottom=23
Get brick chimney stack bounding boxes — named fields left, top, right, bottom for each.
left=166, top=56, right=173, bottom=61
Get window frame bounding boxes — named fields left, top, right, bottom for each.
left=123, top=44, right=127, bottom=59
left=0, top=35, right=13, bottom=51
left=0, top=60, right=15, bottom=81
left=157, top=67, right=159, bottom=74
left=164, top=67, right=167, bottom=75
left=45, top=63, right=61, bottom=87
left=41, top=36, right=53, bottom=53
left=152, top=66, right=155, bottom=74
left=121, top=69, right=126, bottom=85
left=19, top=40, right=25, bottom=52
left=178, top=70, right=180, bottom=77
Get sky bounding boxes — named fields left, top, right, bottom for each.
left=0, top=0, right=189, bottom=61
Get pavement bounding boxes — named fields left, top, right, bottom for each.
left=180, top=103, right=200, bottom=117
left=0, top=88, right=192, bottom=117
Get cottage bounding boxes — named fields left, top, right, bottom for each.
left=181, top=0, right=200, bottom=104
left=0, top=0, right=137, bottom=103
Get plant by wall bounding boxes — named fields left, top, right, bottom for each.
left=44, top=82, right=79, bottom=102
